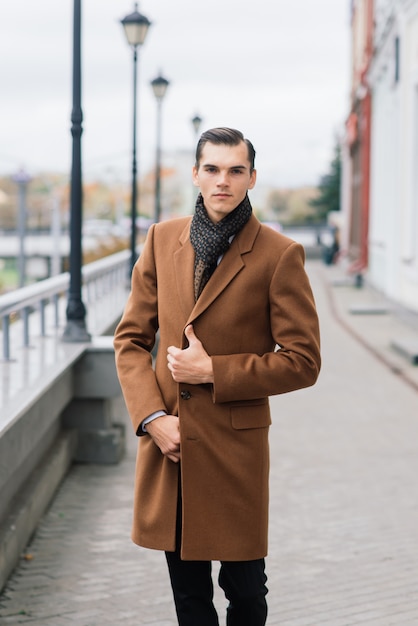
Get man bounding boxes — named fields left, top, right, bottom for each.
left=114, top=127, right=321, bottom=625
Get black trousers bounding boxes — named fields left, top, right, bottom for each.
left=165, top=483, right=268, bottom=626
left=165, top=548, right=268, bottom=626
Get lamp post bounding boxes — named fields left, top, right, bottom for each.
left=191, top=113, right=203, bottom=147
left=62, top=0, right=90, bottom=342
left=191, top=114, right=202, bottom=202
left=150, top=72, right=170, bottom=224
left=120, top=3, right=151, bottom=274
left=11, top=168, right=31, bottom=289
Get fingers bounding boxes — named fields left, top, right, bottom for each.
left=146, top=414, right=181, bottom=463
left=167, top=452, right=181, bottom=464
left=167, top=328, right=193, bottom=379
left=184, top=324, right=196, bottom=344
left=163, top=438, right=181, bottom=462
left=167, top=326, right=199, bottom=359
left=167, top=345, right=181, bottom=377
left=167, top=345, right=181, bottom=358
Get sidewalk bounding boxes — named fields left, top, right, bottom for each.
left=1, top=260, right=418, bottom=625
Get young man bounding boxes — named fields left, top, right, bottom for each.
left=114, top=127, right=321, bottom=626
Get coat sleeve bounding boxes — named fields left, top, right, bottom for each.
left=113, top=225, right=167, bottom=435
left=211, top=242, right=321, bottom=403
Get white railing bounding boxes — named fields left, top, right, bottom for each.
left=0, top=250, right=131, bottom=361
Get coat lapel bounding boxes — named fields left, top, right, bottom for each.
left=174, top=221, right=195, bottom=322
left=186, top=215, right=261, bottom=326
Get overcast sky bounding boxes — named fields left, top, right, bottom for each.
left=0, top=1, right=351, bottom=188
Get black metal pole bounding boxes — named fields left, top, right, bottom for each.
left=154, top=98, right=162, bottom=224
left=62, top=0, right=90, bottom=342
left=130, top=47, right=138, bottom=273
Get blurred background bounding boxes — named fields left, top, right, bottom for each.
left=0, top=0, right=416, bottom=319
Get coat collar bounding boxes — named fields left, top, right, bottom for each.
left=174, top=214, right=261, bottom=329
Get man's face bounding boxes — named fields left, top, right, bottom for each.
left=192, top=141, right=257, bottom=223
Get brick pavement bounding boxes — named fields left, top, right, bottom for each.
left=1, top=261, right=418, bottom=625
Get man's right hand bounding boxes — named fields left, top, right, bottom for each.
left=145, top=414, right=181, bottom=463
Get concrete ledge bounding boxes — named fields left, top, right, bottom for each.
left=62, top=338, right=126, bottom=463
left=0, top=369, right=74, bottom=523
left=0, top=335, right=124, bottom=593
left=0, top=430, right=77, bottom=592
left=72, top=336, right=121, bottom=399
left=391, top=338, right=418, bottom=365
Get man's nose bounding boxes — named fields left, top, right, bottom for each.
left=217, top=171, right=228, bottom=186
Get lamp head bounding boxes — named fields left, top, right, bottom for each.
left=151, top=72, right=170, bottom=101
left=121, top=4, right=151, bottom=47
left=191, top=114, right=203, bottom=134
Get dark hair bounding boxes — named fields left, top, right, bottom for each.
left=195, top=127, right=256, bottom=172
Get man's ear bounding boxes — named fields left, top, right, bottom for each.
left=248, top=169, right=257, bottom=190
left=192, top=166, right=200, bottom=187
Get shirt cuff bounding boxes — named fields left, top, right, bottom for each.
left=142, top=410, right=167, bottom=433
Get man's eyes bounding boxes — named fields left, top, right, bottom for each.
left=204, top=168, right=244, bottom=175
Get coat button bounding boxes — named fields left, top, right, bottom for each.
left=180, top=390, right=192, bottom=400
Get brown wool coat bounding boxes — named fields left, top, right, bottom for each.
left=114, top=214, right=321, bottom=561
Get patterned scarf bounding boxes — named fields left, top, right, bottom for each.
left=190, top=193, right=252, bottom=301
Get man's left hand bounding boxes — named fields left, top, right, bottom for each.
left=167, top=325, right=214, bottom=384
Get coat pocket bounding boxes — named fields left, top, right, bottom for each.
left=230, top=399, right=271, bottom=430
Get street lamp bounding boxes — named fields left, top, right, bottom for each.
left=11, top=168, right=31, bottom=289
left=191, top=114, right=202, bottom=201
left=120, top=3, right=151, bottom=274
left=150, top=72, right=170, bottom=223
left=191, top=113, right=203, bottom=146
left=62, top=0, right=90, bottom=342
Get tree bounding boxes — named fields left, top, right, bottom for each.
left=309, top=140, right=341, bottom=222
